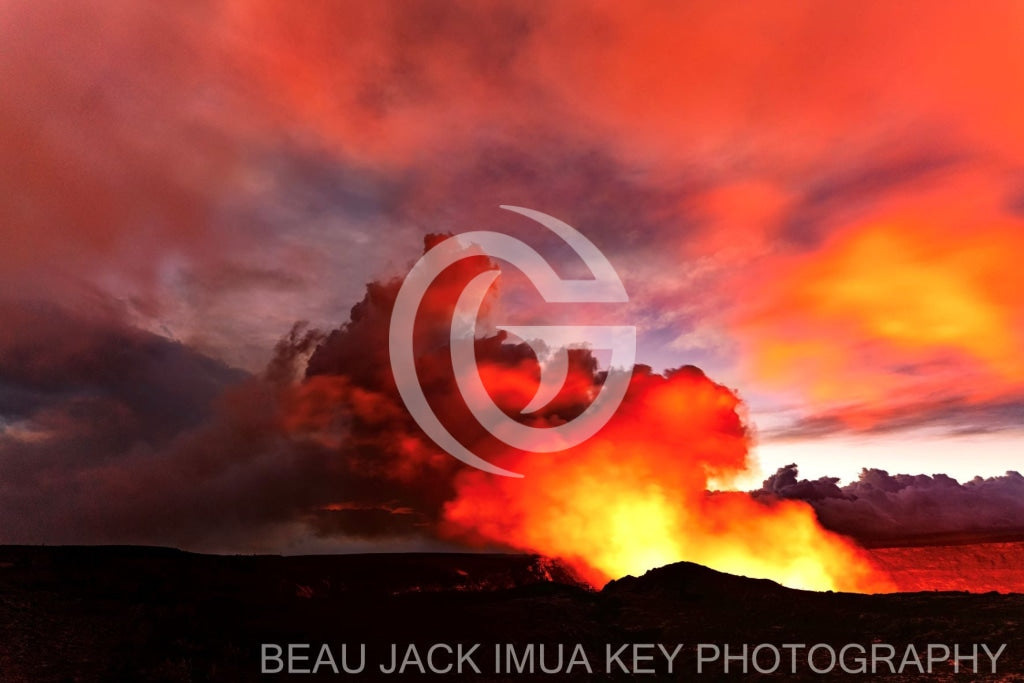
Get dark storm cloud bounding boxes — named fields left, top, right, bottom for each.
left=757, top=464, right=1024, bottom=544
left=0, top=309, right=345, bottom=550
left=0, top=302, right=264, bottom=543
left=0, top=302, right=246, bottom=442
left=0, top=306, right=321, bottom=548
left=0, top=240, right=596, bottom=551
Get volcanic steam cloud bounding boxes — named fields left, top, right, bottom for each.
left=287, top=238, right=894, bottom=593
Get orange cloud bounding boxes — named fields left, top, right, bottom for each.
left=732, top=170, right=1024, bottom=415
left=219, top=1, right=1024, bottom=172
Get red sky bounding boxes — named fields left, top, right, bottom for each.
left=1, top=1, right=1023, bottom=553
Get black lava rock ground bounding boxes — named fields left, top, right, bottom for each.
left=0, top=546, right=1021, bottom=682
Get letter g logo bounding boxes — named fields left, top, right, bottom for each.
left=389, top=206, right=635, bottom=477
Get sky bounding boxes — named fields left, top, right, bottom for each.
left=1, top=1, right=1023, bottom=554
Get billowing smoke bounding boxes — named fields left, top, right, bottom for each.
left=281, top=235, right=610, bottom=540
left=757, top=464, right=1024, bottom=546
left=440, top=364, right=892, bottom=592
left=277, top=238, right=892, bottom=592
left=0, top=237, right=893, bottom=593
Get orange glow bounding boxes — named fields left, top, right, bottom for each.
left=734, top=178, right=1024, bottom=412
left=443, top=367, right=895, bottom=592
left=869, top=542, right=1024, bottom=594
left=803, top=226, right=1018, bottom=369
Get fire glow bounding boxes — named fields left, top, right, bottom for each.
left=443, top=362, right=894, bottom=593
left=281, top=240, right=896, bottom=593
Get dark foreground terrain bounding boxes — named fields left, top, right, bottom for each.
left=0, top=546, right=1021, bottom=682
